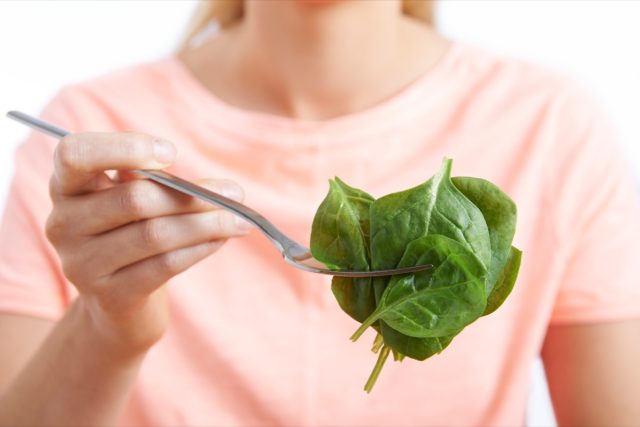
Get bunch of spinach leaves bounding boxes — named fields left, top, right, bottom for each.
left=310, top=158, right=521, bottom=392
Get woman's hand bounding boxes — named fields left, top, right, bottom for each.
left=46, top=132, right=249, bottom=354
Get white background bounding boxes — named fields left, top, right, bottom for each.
left=1, top=1, right=639, bottom=426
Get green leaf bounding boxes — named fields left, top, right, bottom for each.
left=310, top=177, right=374, bottom=270
left=310, top=178, right=377, bottom=322
left=308, top=157, right=522, bottom=393
left=379, top=327, right=456, bottom=361
left=352, top=235, right=487, bottom=340
left=353, top=159, right=495, bottom=388
left=452, top=177, right=517, bottom=294
left=483, top=246, right=522, bottom=315
left=370, top=159, right=492, bottom=272
left=331, top=276, right=377, bottom=323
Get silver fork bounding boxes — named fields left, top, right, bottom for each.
left=7, top=111, right=432, bottom=277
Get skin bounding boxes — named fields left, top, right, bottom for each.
left=0, top=1, right=638, bottom=425
left=0, top=132, right=251, bottom=426
left=542, top=320, right=640, bottom=426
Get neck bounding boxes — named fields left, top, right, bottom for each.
left=184, top=1, right=449, bottom=120
left=241, top=1, right=402, bottom=116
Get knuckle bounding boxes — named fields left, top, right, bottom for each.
left=139, top=219, right=165, bottom=248
left=45, top=210, right=65, bottom=244
left=120, top=181, right=150, bottom=218
left=156, top=251, right=182, bottom=277
left=211, top=211, right=231, bottom=234
left=60, top=257, right=83, bottom=285
left=216, top=211, right=239, bottom=235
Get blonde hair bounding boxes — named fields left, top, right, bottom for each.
left=181, top=0, right=435, bottom=49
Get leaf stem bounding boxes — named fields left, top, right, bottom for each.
left=350, top=312, right=379, bottom=342
left=371, top=333, right=384, bottom=353
left=392, top=349, right=406, bottom=362
left=364, top=345, right=391, bottom=393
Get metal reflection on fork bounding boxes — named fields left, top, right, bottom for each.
left=6, top=110, right=433, bottom=278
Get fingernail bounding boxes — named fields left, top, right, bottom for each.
left=153, top=139, right=176, bottom=164
left=234, top=216, right=252, bottom=233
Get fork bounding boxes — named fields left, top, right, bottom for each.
left=7, top=111, right=432, bottom=277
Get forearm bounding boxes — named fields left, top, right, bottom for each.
left=0, top=299, right=147, bottom=427
left=0, top=132, right=243, bottom=426
left=543, top=319, right=640, bottom=426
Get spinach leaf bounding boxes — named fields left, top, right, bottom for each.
left=369, top=159, right=492, bottom=272
left=331, top=276, right=376, bottom=323
left=366, top=159, right=492, bottom=341
left=380, top=329, right=455, bottom=360
left=309, top=158, right=521, bottom=393
left=311, top=177, right=374, bottom=271
left=451, top=177, right=516, bottom=294
left=351, top=235, right=487, bottom=340
left=448, top=177, right=521, bottom=315
left=363, top=159, right=494, bottom=383
left=310, top=178, right=377, bottom=322
left=484, top=246, right=522, bottom=315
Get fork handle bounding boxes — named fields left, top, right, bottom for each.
left=6, top=111, right=302, bottom=256
left=133, top=169, right=298, bottom=253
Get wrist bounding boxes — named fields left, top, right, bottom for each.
left=73, top=294, right=164, bottom=360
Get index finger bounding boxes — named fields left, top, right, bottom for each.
left=53, top=132, right=176, bottom=196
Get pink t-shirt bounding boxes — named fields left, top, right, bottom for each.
left=1, top=42, right=640, bottom=426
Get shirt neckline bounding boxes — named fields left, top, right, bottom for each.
left=162, top=41, right=462, bottom=147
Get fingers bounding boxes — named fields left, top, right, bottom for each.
left=44, top=129, right=254, bottom=320
left=51, top=179, right=244, bottom=236
left=110, top=169, right=141, bottom=183
left=53, top=132, right=176, bottom=196
left=105, top=241, right=222, bottom=310
left=86, top=209, right=251, bottom=275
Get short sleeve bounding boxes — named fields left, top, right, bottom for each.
left=548, top=86, right=640, bottom=324
left=0, top=89, right=78, bottom=320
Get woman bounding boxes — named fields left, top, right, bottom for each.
left=0, top=1, right=639, bottom=425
